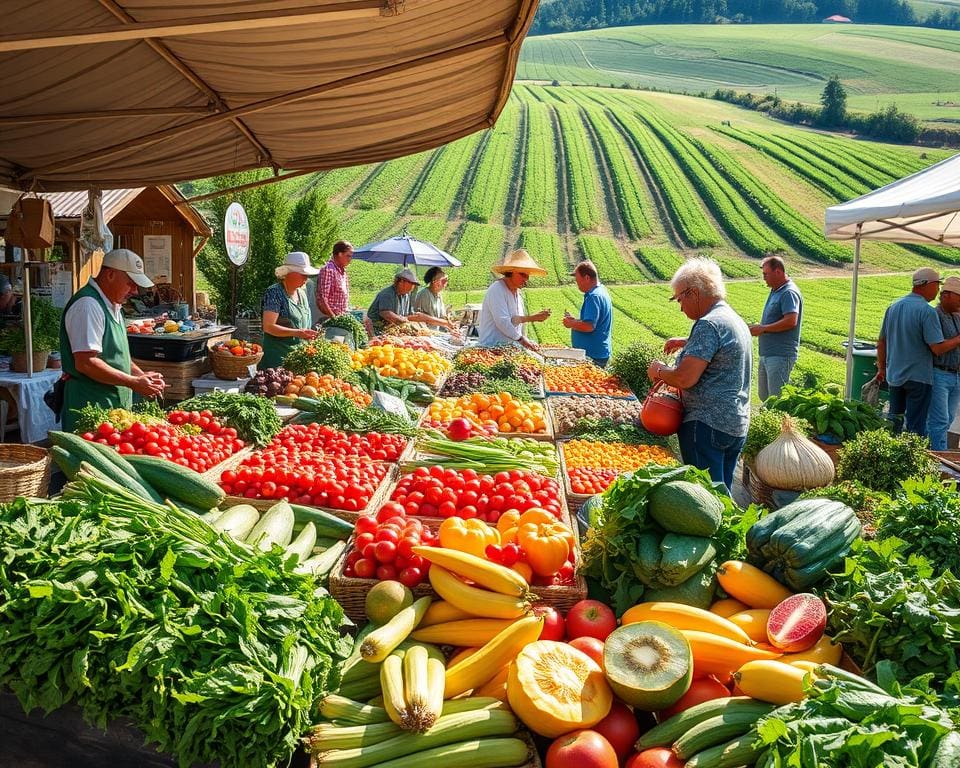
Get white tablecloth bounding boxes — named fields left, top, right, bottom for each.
left=0, top=369, right=61, bottom=443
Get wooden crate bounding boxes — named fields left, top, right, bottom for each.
left=547, top=395, right=643, bottom=439
left=222, top=461, right=398, bottom=524
left=418, top=399, right=555, bottom=443
left=134, top=356, right=211, bottom=401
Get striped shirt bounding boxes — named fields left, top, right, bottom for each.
left=316, top=259, right=349, bottom=317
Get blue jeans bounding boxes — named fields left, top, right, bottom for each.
left=757, top=355, right=797, bottom=401
left=678, top=420, right=746, bottom=495
left=888, top=380, right=933, bottom=436
left=926, top=368, right=960, bottom=450
left=589, top=357, right=609, bottom=368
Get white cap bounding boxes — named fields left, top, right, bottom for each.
left=395, top=267, right=421, bottom=285
left=102, top=248, right=153, bottom=288
left=276, top=251, right=320, bottom=278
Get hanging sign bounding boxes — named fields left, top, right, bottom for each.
left=224, top=202, right=250, bottom=266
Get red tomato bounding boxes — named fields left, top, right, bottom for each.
left=568, top=636, right=604, bottom=668
left=377, top=502, right=406, bottom=522
left=624, top=748, right=684, bottom=768
left=656, top=676, right=730, bottom=721
left=533, top=606, right=566, bottom=641
left=566, top=599, right=617, bottom=641
left=354, top=558, right=376, bottom=579
left=593, top=701, right=640, bottom=761
left=545, top=730, right=618, bottom=768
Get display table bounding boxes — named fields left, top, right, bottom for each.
left=0, top=369, right=61, bottom=444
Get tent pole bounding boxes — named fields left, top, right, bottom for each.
left=23, top=258, right=34, bottom=377
left=845, top=228, right=862, bottom=398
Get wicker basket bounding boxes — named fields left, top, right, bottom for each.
left=812, top=437, right=843, bottom=468
left=0, top=444, right=51, bottom=502
left=209, top=347, right=262, bottom=380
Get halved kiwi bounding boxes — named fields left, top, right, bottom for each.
left=602, top=620, right=692, bottom=710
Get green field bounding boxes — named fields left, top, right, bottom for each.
left=518, top=24, right=960, bottom=123
left=261, top=69, right=958, bottom=388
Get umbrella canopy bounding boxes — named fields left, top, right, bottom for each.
left=0, top=0, right=539, bottom=191
left=824, top=151, right=960, bottom=395
left=352, top=233, right=462, bottom=267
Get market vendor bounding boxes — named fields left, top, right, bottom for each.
left=647, top=257, right=751, bottom=493
left=260, top=251, right=319, bottom=370
left=366, top=268, right=440, bottom=335
left=0, top=274, right=22, bottom=328
left=413, top=267, right=457, bottom=331
left=59, top=249, right=166, bottom=433
left=478, top=249, right=550, bottom=351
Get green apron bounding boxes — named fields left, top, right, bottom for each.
left=59, top=281, right=133, bottom=433
left=260, top=286, right=311, bottom=370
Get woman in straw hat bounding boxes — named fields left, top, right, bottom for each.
left=260, top=251, right=320, bottom=370
left=478, top=249, right=551, bottom=350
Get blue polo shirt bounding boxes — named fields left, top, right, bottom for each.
left=759, top=279, right=802, bottom=358
left=572, top=283, right=612, bottom=361
left=879, top=293, right=943, bottom=386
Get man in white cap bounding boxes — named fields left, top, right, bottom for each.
left=478, top=249, right=551, bottom=351
left=366, top=268, right=441, bottom=335
left=926, top=275, right=960, bottom=449
left=877, top=267, right=960, bottom=435
left=58, top=248, right=165, bottom=433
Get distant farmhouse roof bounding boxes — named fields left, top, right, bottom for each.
left=823, top=14, right=852, bottom=23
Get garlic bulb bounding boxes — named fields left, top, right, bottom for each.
left=755, top=416, right=835, bottom=491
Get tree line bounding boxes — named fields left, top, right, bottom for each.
left=531, top=0, right=959, bottom=34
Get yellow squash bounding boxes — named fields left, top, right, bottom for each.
left=622, top=601, right=754, bottom=645
left=444, top=614, right=543, bottom=698
left=429, top=565, right=530, bottom=619
left=682, top=629, right=781, bottom=679
left=413, top=546, right=530, bottom=596
left=411, top=618, right=519, bottom=646
left=727, top=609, right=773, bottom=644
left=734, top=659, right=808, bottom=705
left=716, top=560, right=794, bottom=609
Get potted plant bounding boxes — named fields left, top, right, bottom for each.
left=0, top=296, right=62, bottom=372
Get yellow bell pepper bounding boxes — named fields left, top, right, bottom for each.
left=438, top=517, right=500, bottom=558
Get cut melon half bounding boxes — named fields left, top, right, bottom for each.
left=603, top=621, right=692, bottom=710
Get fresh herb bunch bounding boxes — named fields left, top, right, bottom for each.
left=609, top=340, right=662, bottom=399
left=874, top=476, right=960, bottom=572
left=752, top=665, right=958, bottom=766
left=742, top=407, right=812, bottom=463
left=177, top=391, right=282, bottom=446
left=0, top=492, right=349, bottom=768
left=764, top=384, right=887, bottom=441
left=0, top=296, right=61, bottom=353
left=836, top=428, right=939, bottom=493
left=570, top=417, right=673, bottom=448
left=478, top=376, right=535, bottom=401
left=73, top=402, right=166, bottom=434
left=799, top=480, right=889, bottom=536
left=581, top=464, right=759, bottom=615
left=282, top=340, right=352, bottom=377
left=291, top=393, right=419, bottom=436
left=323, top=313, right=368, bottom=349
left=825, top=537, right=960, bottom=688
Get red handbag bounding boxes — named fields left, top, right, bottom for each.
left=640, top=380, right=683, bottom=436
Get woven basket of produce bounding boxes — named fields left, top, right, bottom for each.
left=0, top=444, right=51, bottom=502
left=210, top=340, right=263, bottom=380
left=811, top=437, right=842, bottom=468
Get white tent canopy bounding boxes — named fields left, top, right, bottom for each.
left=825, top=151, right=960, bottom=396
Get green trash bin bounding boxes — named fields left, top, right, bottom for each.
left=845, top=342, right=889, bottom=405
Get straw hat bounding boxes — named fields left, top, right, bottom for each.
left=276, top=251, right=319, bottom=278
left=491, top=249, right=547, bottom=277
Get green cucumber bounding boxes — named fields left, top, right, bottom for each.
left=213, top=504, right=261, bottom=541
left=637, top=697, right=770, bottom=749
left=683, top=732, right=765, bottom=768
left=246, top=500, right=295, bottom=550
left=295, top=539, right=346, bottom=579
left=673, top=709, right=773, bottom=760
left=286, top=522, right=317, bottom=564
left=125, top=454, right=225, bottom=509
left=51, top=446, right=81, bottom=479
left=49, top=431, right=161, bottom=502
left=290, top=503, right=353, bottom=538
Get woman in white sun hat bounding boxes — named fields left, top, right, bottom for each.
left=260, top=251, right=320, bottom=369
left=478, top=249, right=551, bottom=351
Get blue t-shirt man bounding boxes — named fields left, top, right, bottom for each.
left=564, top=261, right=613, bottom=365
left=758, top=280, right=802, bottom=358
left=750, top=259, right=802, bottom=401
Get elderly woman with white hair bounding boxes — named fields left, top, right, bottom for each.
left=647, top=257, right=752, bottom=493
left=260, top=251, right=320, bottom=370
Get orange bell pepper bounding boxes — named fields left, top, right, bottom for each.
left=496, top=510, right=522, bottom=535
left=517, top=520, right=571, bottom=577
left=438, top=517, right=500, bottom=558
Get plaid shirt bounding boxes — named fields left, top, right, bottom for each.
left=316, top=259, right=349, bottom=317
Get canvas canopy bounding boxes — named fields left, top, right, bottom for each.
left=0, top=0, right=538, bottom=192
left=824, top=151, right=960, bottom=395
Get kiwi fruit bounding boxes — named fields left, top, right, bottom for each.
left=602, top=620, right=693, bottom=710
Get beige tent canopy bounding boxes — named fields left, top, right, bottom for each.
left=0, top=0, right=538, bottom=191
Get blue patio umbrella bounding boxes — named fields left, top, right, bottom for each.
left=351, top=230, right=462, bottom=268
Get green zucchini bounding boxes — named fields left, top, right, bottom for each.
left=637, top=697, right=769, bottom=749
left=295, top=539, right=346, bottom=578
left=213, top=504, right=261, bottom=540
left=125, top=454, right=225, bottom=509
left=683, top=732, right=765, bottom=768
left=290, top=503, right=353, bottom=538
left=246, top=500, right=295, bottom=550
left=51, top=445, right=81, bottom=479
left=673, top=709, right=772, bottom=760
left=49, top=431, right=161, bottom=501
left=286, top=521, right=317, bottom=564
left=199, top=508, right=224, bottom=524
